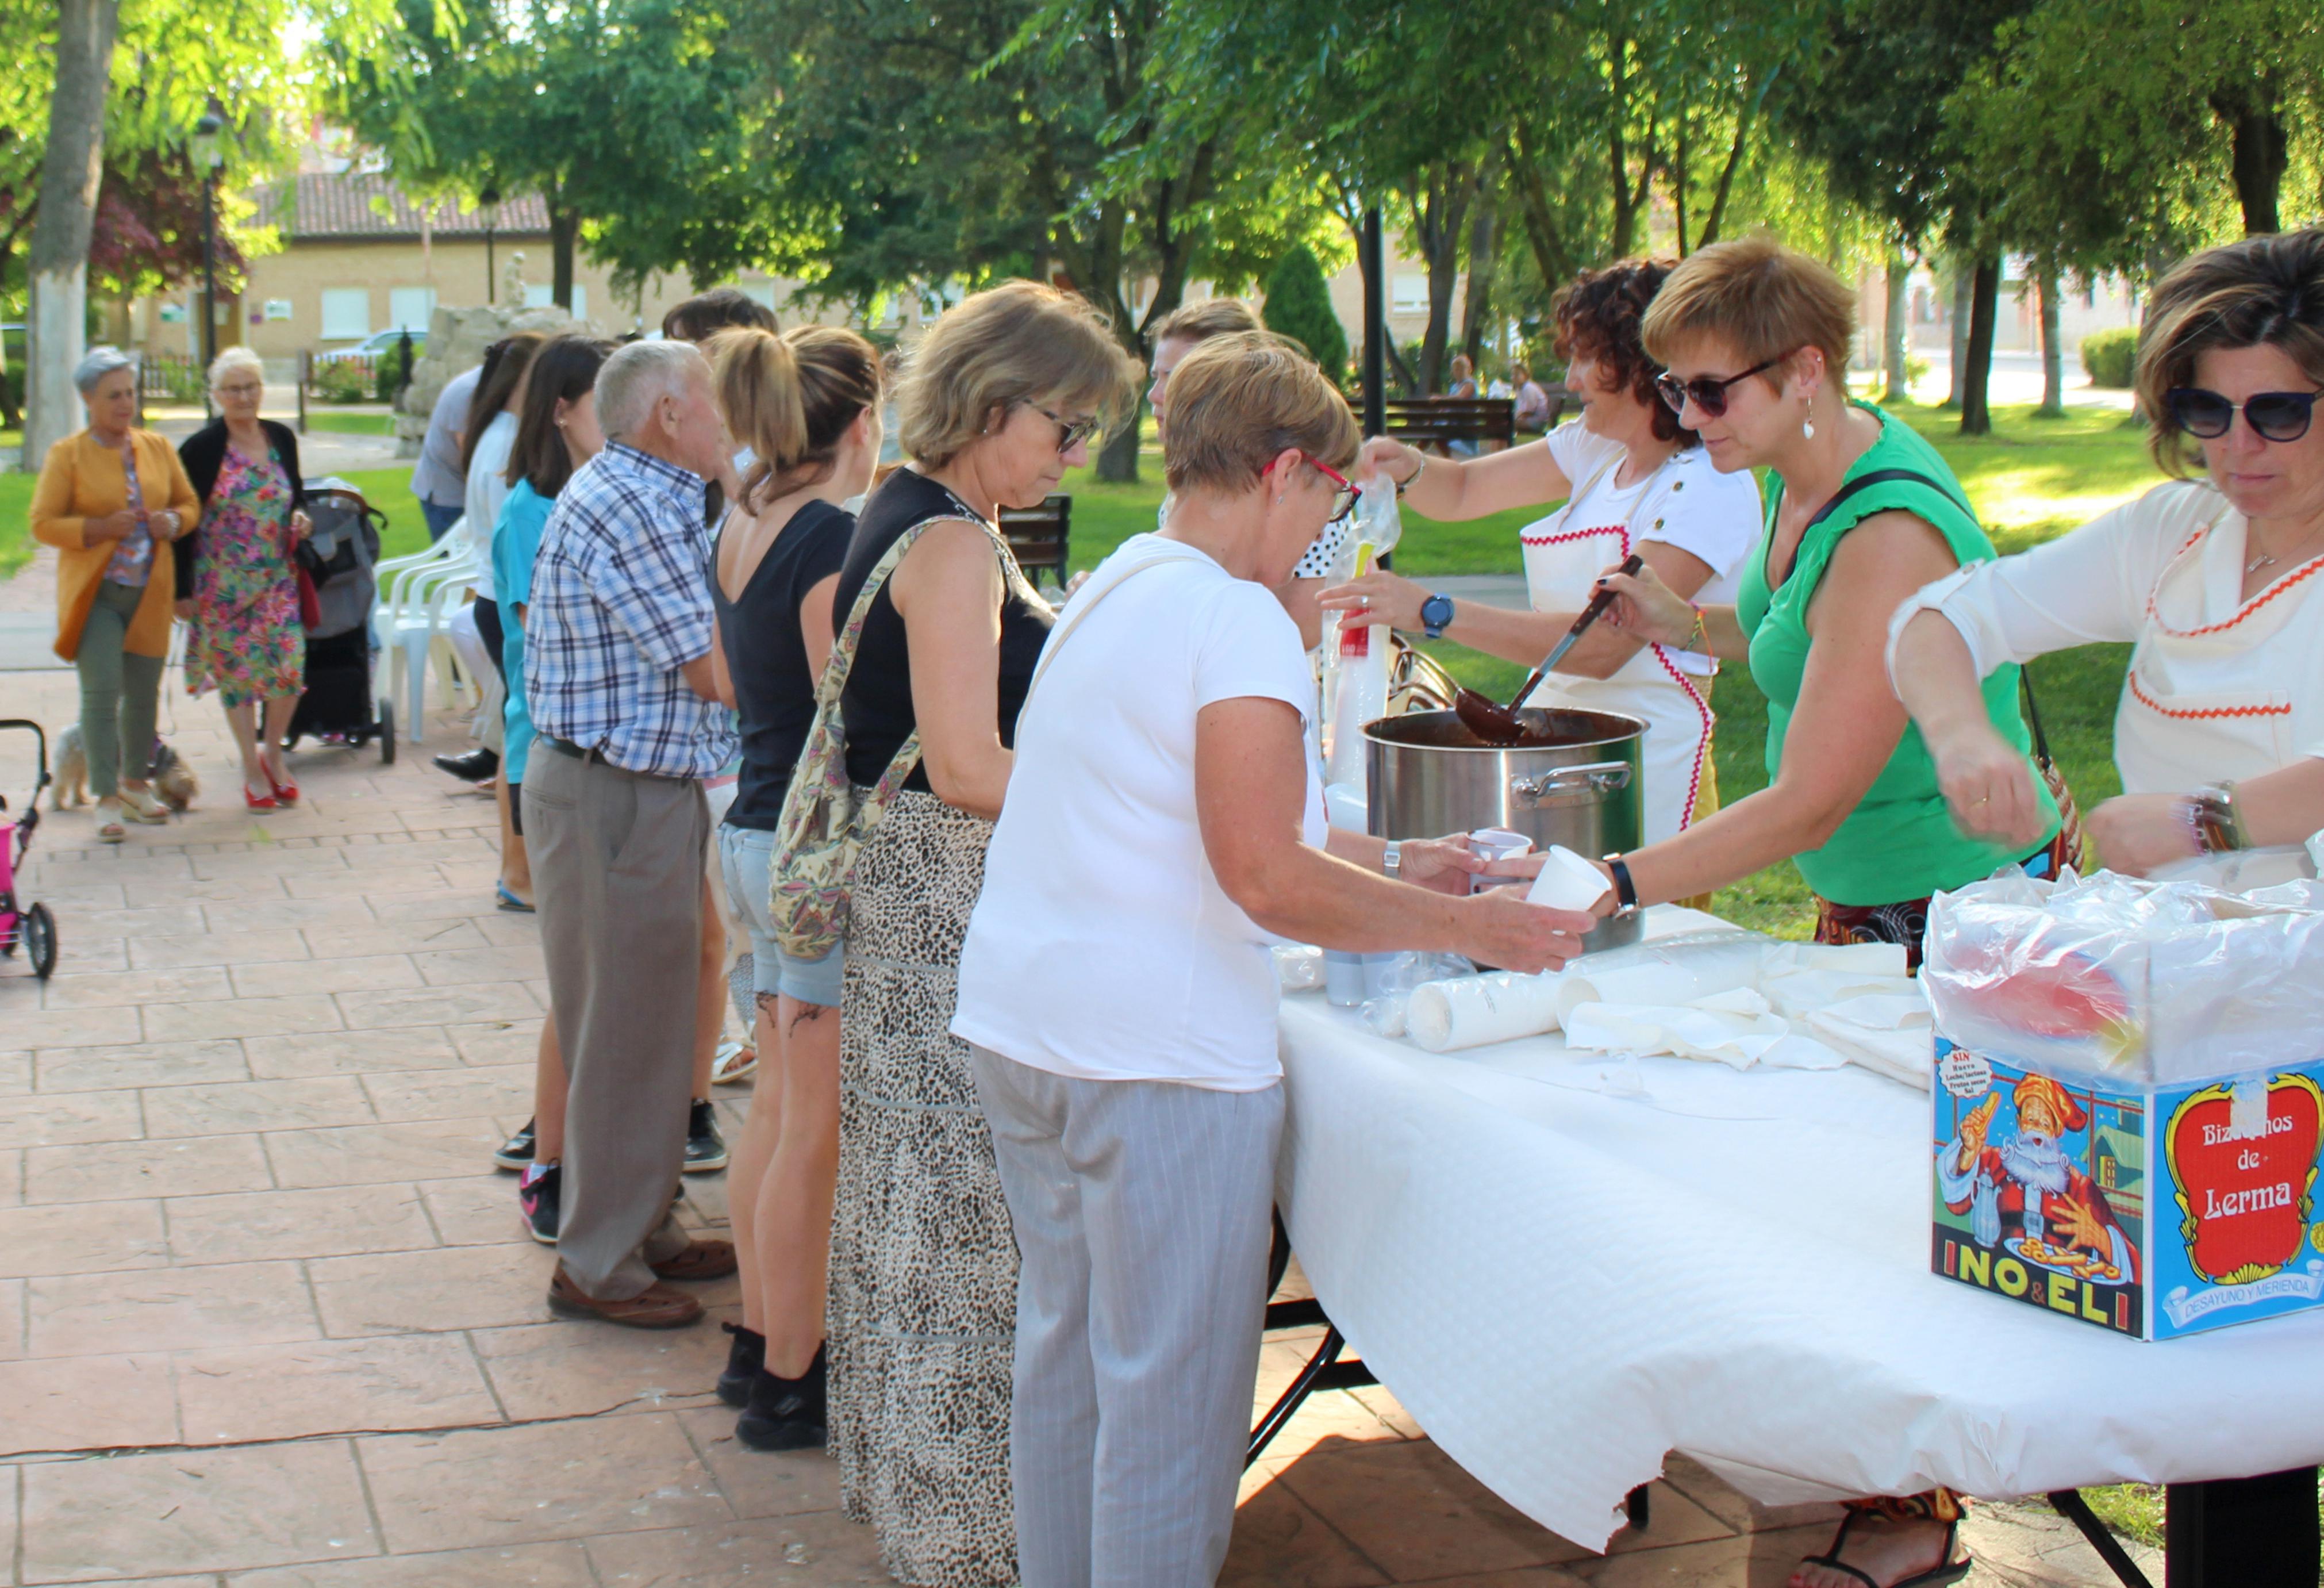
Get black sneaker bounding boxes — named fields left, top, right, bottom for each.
left=494, top=1119, right=537, bottom=1172
left=683, top=1099, right=728, bottom=1173
left=433, top=746, right=500, bottom=784
left=719, top=1322, right=766, bottom=1408
left=737, top=1344, right=827, bottom=1451
left=519, top=1163, right=561, bottom=1244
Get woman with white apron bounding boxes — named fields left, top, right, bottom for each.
left=1891, top=227, right=2324, bottom=879
left=1323, top=258, right=1762, bottom=843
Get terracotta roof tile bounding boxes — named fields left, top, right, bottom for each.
left=253, top=172, right=551, bottom=241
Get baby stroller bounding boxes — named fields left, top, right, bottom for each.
left=283, top=483, right=397, bottom=762
left=0, top=720, right=59, bottom=980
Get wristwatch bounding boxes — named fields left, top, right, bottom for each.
left=1383, top=841, right=1403, bottom=880
left=1420, top=592, right=1455, bottom=639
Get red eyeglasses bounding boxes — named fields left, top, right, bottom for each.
left=1303, top=454, right=1361, bottom=521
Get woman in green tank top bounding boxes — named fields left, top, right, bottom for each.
left=1582, top=238, right=2057, bottom=1588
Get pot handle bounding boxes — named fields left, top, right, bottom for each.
left=1508, top=761, right=1634, bottom=809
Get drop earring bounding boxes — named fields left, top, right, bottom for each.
left=1801, top=406, right=1816, bottom=441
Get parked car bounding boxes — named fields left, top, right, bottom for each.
left=313, top=328, right=427, bottom=367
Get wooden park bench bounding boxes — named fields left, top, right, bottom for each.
left=1382, top=396, right=1518, bottom=452
left=1001, top=493, right=1072, bottom=587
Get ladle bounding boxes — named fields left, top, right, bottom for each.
left=1451, top=553, right=1644, bottom=745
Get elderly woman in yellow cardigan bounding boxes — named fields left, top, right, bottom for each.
left=30, top=347, right=202, bottom=841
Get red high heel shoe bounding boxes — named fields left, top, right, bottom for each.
left=266, top=765, right=299, bottom=805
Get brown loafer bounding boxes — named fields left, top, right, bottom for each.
left=547, top=1264, right=703, bottom=1328
left=651, top=1238, right=738, bottom=1282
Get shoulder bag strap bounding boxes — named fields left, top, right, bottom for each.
left=1800, top=467, right=1976, bottom=534
left=1805, top=465, right=2061, bottom=756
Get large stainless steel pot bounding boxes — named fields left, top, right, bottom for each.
left=1365, top=706, right=1646, bottom=952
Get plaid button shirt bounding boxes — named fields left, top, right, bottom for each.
left=527, top=442, right=737, bottom=778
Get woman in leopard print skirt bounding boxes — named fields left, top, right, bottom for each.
left=826, top=282, right=1138, bottom=1587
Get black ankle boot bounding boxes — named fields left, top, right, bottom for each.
left=717, top=1322, right=765, bottom=1408
left=736, top=1343, right=827, bottom=1452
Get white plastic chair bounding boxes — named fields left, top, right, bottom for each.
left=374, top=517, right=481, bottom=743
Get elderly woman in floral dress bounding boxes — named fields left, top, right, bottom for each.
left=176, top=347, right=310, bottom=810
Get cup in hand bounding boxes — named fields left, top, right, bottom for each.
left=1469, top=828, right=1534, bottom=893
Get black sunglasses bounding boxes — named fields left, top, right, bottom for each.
left=1654, top=354, right=1790, bottom=420
left=2164, top=388, right=2318, bottom=444
left=1034, top=404, right=1101, bottom=454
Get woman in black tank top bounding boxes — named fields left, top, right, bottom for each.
left=823, top=282, right=1139, bottom=1588
left=702, top=326, right=884, bottom=1457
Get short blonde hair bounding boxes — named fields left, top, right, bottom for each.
left=894, top=281, right=1140, bottom=467
left=1151, top=296, right=1262, bottom=346
left=2135, top=228, right=2324, bottom=477
left=207, top=346, right=266, bottom=390
left=1640, top=235, right=1855, bottom=388
left=1162, top=331, right=1358, bottom=494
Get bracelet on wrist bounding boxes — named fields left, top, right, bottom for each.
left=1603, top=853, right=1639, bottom=914
left=2190, top=785, right=2248, bottom=853
left=1396, top=453, right=1427, bottom=497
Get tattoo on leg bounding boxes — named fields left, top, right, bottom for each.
left=787, top=1004, right=829, bottom=1037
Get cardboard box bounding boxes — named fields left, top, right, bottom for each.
left=1932, top=1040, right=2324, bottom=1339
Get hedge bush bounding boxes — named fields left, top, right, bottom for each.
left=1262, top=245, right=1350, bottom=385
left=2081, top=325, right=2139, bottom=388
left=314, top=360, right=372, bottom=404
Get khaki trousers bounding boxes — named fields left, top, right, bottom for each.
left=524, top=747, right=705, bottom=1299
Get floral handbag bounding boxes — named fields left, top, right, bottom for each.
left=766, top=509, right=1018, bottom=958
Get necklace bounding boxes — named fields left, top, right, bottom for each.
left=2246, top=523, right=2324, bottom=574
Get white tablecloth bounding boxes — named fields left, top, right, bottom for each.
left=1273, top=914, right=2324, bottom=1551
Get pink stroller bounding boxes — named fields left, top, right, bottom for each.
left=0, top=720, right=58, bottom=980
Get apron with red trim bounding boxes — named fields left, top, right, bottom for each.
left=1517, top=454, right=1714, bottom=845
left=2116, top=518, right=2324, bottom=796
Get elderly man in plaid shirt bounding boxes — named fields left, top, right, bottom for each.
left=524, top=339, right=740, bottom=1328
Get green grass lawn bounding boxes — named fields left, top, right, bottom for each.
left=304, top=411, right=398, bottom=437
left=0, top=470, right=34, bottom=576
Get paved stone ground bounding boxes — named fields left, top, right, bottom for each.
left=0, top=647, right=2156, bottom=1588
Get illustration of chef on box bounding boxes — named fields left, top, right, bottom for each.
left=1940, top=1073, right=2141, bottom=1284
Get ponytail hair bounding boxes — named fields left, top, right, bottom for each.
left=708, top=325, right=884, bottom=509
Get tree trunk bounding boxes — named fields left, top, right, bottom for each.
left=1943, top=261, right=1971, bottom=410
left=1883, top=254, right=1910, bottom=404
left=26, top=0, right=121, bottom=461
left=1696, top=67, right=1773, bottom=252
left=1411, top=163, right=1474, bottom=396
left=2223, top=103, right=2286, bottom=235
left=1961, top=252, right=2001, bottom=437
left=1459, top=170, right=1499, bottom=370
left=1505, top=126, right=1575, bottom=296
left=2037, top=266, right=2065, bottom=417
left=549, top=202, right=579, bottom=310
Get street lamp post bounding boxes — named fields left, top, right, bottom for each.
left=480, top=185, right=501, bottom=305
left=192, top=108, right=223, bottom=415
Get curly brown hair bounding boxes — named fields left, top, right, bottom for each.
left=1552, top=258, right=1696, bottom=447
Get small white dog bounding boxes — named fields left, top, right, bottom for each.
left=52, top=727, right=200, bottom=812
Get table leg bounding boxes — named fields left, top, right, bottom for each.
left=2164, top=1467, right=2319, bottom=1588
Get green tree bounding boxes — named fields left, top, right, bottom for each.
left=1261, top=244, right=1348, bottom=381
left=325, top=0, right=763, bottom=315
left=1774, top=0, right=2033, bottom=434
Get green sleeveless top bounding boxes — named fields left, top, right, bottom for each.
left=1735, top=405, right=2058, bottom=906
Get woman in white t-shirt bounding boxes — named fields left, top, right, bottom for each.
left=953, top=335, right=1592, bottom=1588
left=1322, top=259, right=1762, bottom=843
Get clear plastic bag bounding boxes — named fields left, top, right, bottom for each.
left=1923, top=868, right=2324, bottom=1083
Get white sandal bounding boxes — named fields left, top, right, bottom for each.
left=711, top=1040, right=759, bottom=1085
left=118, top=786, right=170, bottom=823
left=94, top=805, right=127, bottom=843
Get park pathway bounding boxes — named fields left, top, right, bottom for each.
left=0, top=645, right=2154, bottom=1587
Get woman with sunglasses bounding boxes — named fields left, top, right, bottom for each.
left=1559, top=235, right=2062, bottom=1588
left=1326, top=259, right=1763, bottom=845
left=1891, top=228, right=2324, bottom=880
left=823, top=280, right=1138, bottom=1588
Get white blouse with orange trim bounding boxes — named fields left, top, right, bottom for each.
left=1891, top=479, right=2324, bottom=796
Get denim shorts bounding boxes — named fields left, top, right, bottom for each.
left=717, top=823, right=843, bottom=1007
